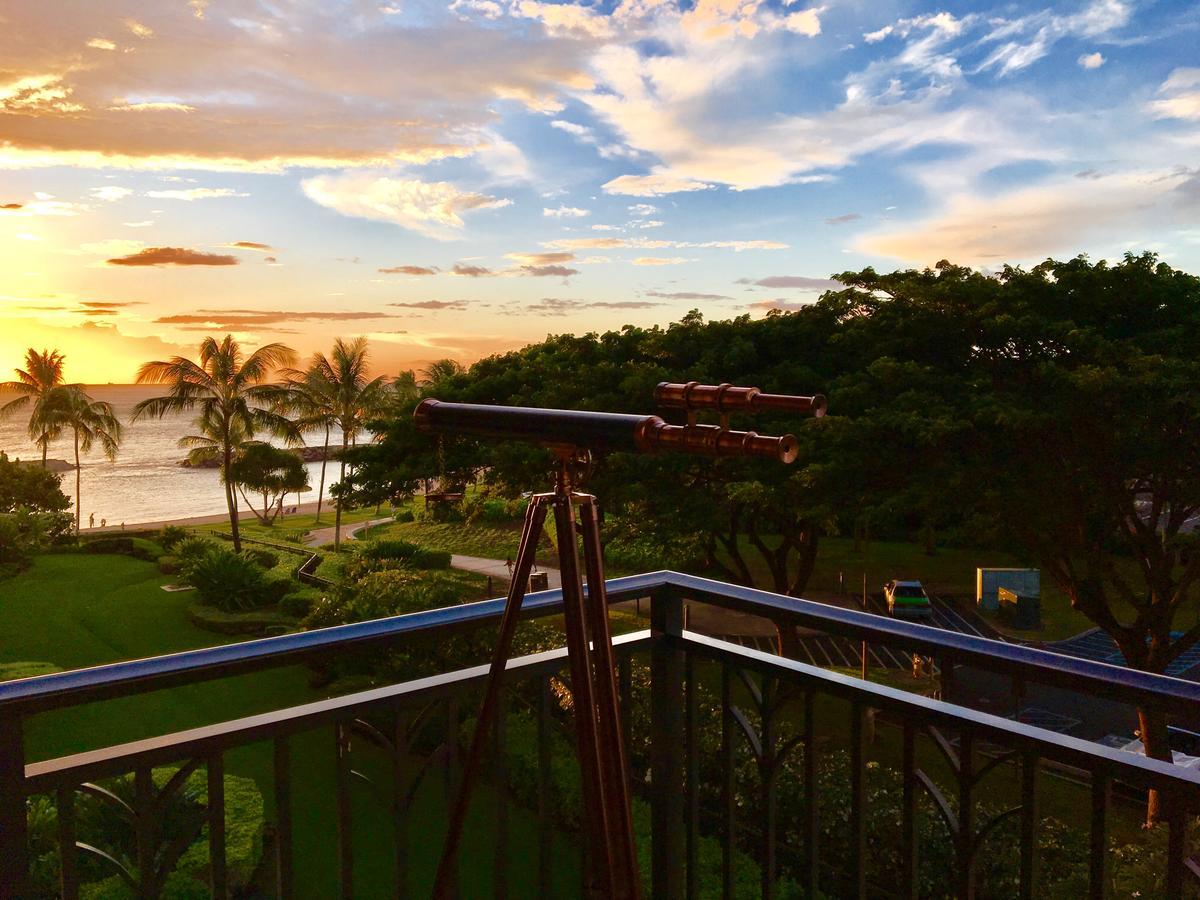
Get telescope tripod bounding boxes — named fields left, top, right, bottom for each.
left=433, top=452, right=640, bottom=900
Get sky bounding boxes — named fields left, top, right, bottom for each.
left=1, top=0, right=1198, bottom=383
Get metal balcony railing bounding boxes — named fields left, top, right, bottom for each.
left=2, top=571, right=1199, bottom=899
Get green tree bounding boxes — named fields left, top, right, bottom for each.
left=52, top=386, right=123, bottom=534
left=133, top=336, right=298, bottom=552
left=281, top=363, right=338, bottom=523
left=309, top=338, right=388, bottom=550
left=0, top=451, right=71, bottom=517
left=229, top=442, right=311, bottom=525
left=0, top=348, right=72, bottom=467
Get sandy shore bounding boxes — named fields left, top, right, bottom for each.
left=80, top=499, right=333, bottom=533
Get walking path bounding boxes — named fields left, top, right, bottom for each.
left=304, top=517, right=394, bottom=547
left=450, top=554, right=562, bottom=590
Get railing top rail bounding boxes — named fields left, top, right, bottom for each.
left=3, top=569, right=1199, bottom=718
left=0, top=572, right=670, bottom=715
left=664, top=572, right=1200, bottom=717
left=682, top=631, right=1200, bottom=795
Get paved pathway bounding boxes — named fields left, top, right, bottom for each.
left=304, top=517, right=394, bottom=547
left=450, top=554, right=562, bottom=589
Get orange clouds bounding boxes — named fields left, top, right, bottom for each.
left=107, top=247, right=239, bottom=266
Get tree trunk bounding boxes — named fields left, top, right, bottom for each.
left=224, top=436, right=241, bottom=552
left=73, top=429, right=81, bottom=534
left=42, top=438, right=48, bottom=470
left=333, top=433, right=348, bottom=551
left=1138, top=706, right=1173, bottom=827
left=315, top=424, right=330, bottom=524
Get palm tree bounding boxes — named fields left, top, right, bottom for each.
left=53, top=386, right=122, bottom=533
left=0, top=349, right=73, bottom=467
left=419, top=358, right=464, bottom=387
left=312, top=338, right=388, bottom=550
left=133, top=336, right=297, bottom=551
left=281, top=364, right=338, bottom=524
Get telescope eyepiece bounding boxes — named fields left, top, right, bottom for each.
left=655, top=381, right=826, bottom=417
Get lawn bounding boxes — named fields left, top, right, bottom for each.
left=0, top=553, right=579, bottom=897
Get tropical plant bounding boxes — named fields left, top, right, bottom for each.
left=0, top=451, right=71, bottom=518
left=0, top=348, right=72, bottom=467
left=281, top=362, right=338, bottom=523
left=185, top=546, right=272, bottom=612
left=298, top=338, right=388, bottom=550
left=50, top=386, right=122, bottom=533
left=418, top=358, right=464, bottom=387
left=133, top=336, right=298, bottom=552
left=228, top=442, right=310, bottom=525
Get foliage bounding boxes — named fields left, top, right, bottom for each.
left=26, top=765, right=263, bottom=899
left=82, top=536, right=134, bottom=554
left=48, top=385, right=123, bottom=533
left=279, top=587, right=324, bottom=619
left=184, top=547, right=274, bottom=612
left=0, top=451, right=72, bottom=517
left=186, top=601, right=297, bottom=635
left=305, top=567, right=464, bottom=626
left=0, top=508, right=72, bottom=576
left=244, top=546, right=280, bottom=569
left=157, top=525, right=189, bottom=551
left=0, top=348, right=68, bottom=466
left=133, top=335, right=299, bottom=553
left=358, top=539, right=452, bottom=569
left=228, top=442, right=310, bottom=526
left=174, top=535, right=222, bottom=567
left=393, top=508, right=415, bottom=523
left=0, top=660, right=61, bottom=681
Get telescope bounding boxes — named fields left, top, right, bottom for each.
left=425, top=383, right=825, bottom=899
left=414, top=381, right=825, bottom=465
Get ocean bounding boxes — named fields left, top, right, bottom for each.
left=0, top=385, right=348, bottom=526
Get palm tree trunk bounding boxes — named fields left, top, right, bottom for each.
left=73, top=429, right=81, bottom=534
left=334, top=432, right=348, bottom=551
left=42, top=439, right=48, bottom=470
left=315, top=424, right=330, bottom=524
left=224, top=435, right=241, bottom=552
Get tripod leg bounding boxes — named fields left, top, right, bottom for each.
left=579, top=497, right=641, bottom=900
left=553, top=492, right=618, bottom=898
left=433, top=495, right=549, bottom=900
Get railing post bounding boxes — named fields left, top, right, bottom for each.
left=651, top=586, right=686, bottom=900
left=0, top=715, right=28, bottom=898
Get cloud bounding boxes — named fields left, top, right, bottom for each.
left=302, top=173, right=510, bottom=239
left=1078, top=52, right=1105, bottom=69
left=0, top=3, right=591, bottom=172
left=223, top=241, right=274, bottom=252
left=91, top=186, right=132, bottom=201
left=855, top=170, right=1191, bottom=265
left=123, top=220, right=154, bottom=227
left=627, top=203, right=658, bottom=216
left=633, top=256, right=689, bottom=266
left=79, top=300, right=143, bottom=309
left=1148, top=68, right=1200, bottom=121
left=145, top=187, right=248, bottom=201
left=824, top=213, right=862, bottom=225
left=389, top=300, right=469, bottom=310
left=737, top=275, right=840, bottom=290
left=450, top=263, right=495, bottom=277
left=505, top=251, right=575, bottom=266
left=543, top=205, right=589, bottom=217
left=644, top=290, right=732, bottom=301
left=977, top=1, right=1131, bottom=77
left=380, top=265, right=440, bottom=275
left=1, top=203, right=23, bottom=210
left=156, top=309, right=401, bottom=327
left=543, top=236, right=787, bottom=251
left=521, top=297, right=665, bottom=316
left=521, top=264, right=579, bottom=277
left=602, top=173, right=713, bottom=197
left=106, top=247, right=239, bottom=266
left=0, top=198, right=86, bottom=216
left=749, top=299, right=813, bottom=312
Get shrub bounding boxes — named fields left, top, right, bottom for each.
left=185, top=548, right=271, bottom=612
left=0, top=661, right=62, bottom=681
left=129, top=537, right=164, bottom=561
left=393, top=508, right=415, bottom=523
left=411, top=548, right=451, bottom=569
left=158, top=555, right=182, bottom=576
left=304, top=568, right=464, bottom=627
left=280, top=589, right=323, bottom=619
left=82, top=536, right=134, bottom=555
left=157, top=525, right=189, bottom=550
left=262, top=570, right=295, bottom=604
left=358, top=540, right=450, bottom=569
left=176, top=535, right=222, bottom=569
left=245, top=547, right=280, bottom=569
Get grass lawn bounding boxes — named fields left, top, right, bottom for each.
left=193, top=504, right=383, bottom=545
left=0, top=553, right=578, bottom=897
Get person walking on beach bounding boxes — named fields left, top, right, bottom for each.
left=100, top=518, right=106, bottom=528
left=88, top=513, right=94, bottom=529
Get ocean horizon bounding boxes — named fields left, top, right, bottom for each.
left=0, top=385, right=347, bottom=526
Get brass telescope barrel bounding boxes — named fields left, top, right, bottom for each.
left=655, top=381, right=827, bottom=417
left=413, top=398, right=799, bottom=463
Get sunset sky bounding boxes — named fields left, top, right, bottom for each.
left=2, top=0, right=1198, bottom=382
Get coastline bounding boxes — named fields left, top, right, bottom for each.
left=80, top=498, right=331, bottom=532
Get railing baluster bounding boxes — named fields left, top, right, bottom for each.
left=273, top=736, right=294, bottom=900
left=0, top=716, right=28, bottom=899
left=537, top=676, right=552, bottom=896
left=849, top=702, right=867, bottom=900
left=57, top=786, right=79, bottom=900
left=761, top=676, right=777, bottom=900
left=721, top=662, right=735, bottom=900
left=650, top=587, right=686, bottom=900
left=393, top=710, right=409, bottom=900
left=619, top=653, right=633, bottom=768
left=494, top=692, right=509, bottom=900
left=444, top=695, right=460, bottom=900
left=335, top=722, right=354, bottom=900
left=1167, top=796, right=1187, bottom=899
left=686, top=650, right=698, bottom=900
left=1089, top=772, right=1109, bottom=899
left=1019, top=753, right=1038, bottom=900
left=941, top=656, right=955, bottom=703
left=135, top=767, right=154, bottom=898
left=957, top=728, right=975, bottom=900
left=803, top=690, right=818, bottom=900
left=901, top=722, right=917, bottom=900
left=208, top=753, right=227, bottom=900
